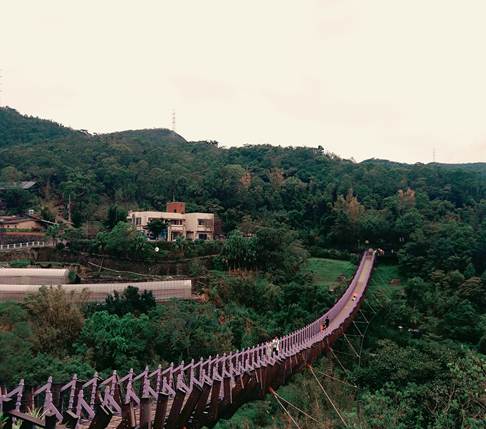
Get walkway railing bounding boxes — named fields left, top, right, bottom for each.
left=0, top=250, right=376, bottom=429
left=0, top=241, right=52, bottom=251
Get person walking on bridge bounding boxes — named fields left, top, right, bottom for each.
left=266, top=340, right=273, bottom=358
left=272, top=336, right=280, bottom=356
left=320, top=317, right=330, bottom=333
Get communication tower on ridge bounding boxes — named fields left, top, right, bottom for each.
left=172, top=109, right=176, bottom=132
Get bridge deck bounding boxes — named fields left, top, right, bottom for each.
left=328, top=254, right=373, bottom=333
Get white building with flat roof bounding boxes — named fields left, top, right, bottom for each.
left=128, top=202, right=215, bottom=241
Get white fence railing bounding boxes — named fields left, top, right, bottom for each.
left=0, top=241, right=52, bottom=251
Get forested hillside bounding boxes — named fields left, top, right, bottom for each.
left=0, top=107, right=80, bottom=148
left=0, top=107, right=485, bottom=427
left=2, top=107, right=486, bottom=245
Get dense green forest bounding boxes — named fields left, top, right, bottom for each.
left=2, top=106, right=486, bottom=247
left=0, top=107, right=485, bottom=427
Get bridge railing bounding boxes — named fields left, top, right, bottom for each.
left=0, top=241, right=50, bottom=251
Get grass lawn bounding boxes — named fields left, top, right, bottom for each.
left=304, top=257, right=356, bottom=291
left=368, top=262, right=403, bottom=301
left=304, top=257, right=403, bottom=299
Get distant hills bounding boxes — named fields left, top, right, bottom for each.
left=103, top=128, right=187, bottom=144
left=1, top=106, right=486, bottom=230
left=2, top=106, right=484, bottom=171
left=434, top=162, right=486, bottom=173
left=0, top=107, right=81, bottom=147
left=362, top=157, right=486, bottom=172
left=0, top=107, right=189, bottom=147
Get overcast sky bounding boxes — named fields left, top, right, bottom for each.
left=2, top=1, right=486, bottom=163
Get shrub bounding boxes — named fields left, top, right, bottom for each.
left=9, top=259, right=30, bottom=268
left=479, top=335, right=486, bottom=355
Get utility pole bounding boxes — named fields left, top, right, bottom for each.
left=172, top=109, right=176, bottom=132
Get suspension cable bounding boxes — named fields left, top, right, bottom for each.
left=358, top=288, right=386, bottom=368
left=343, top=334, right=360, bottom=358
left=269, top=388, right=322, bottom=424
left=311, top=368, right=357, bottom=389
left=352, top=322, right=364, bottom=337
left=331, top=348, right=357, bottom=360
left=307, top=365, right=349, bottom=428
left=364, top=300, right=378, bottom=313
left=270, top=388, right=302, bottom=429
left=358, top=309, right=369, bottom=324
left=329, top=348, right=350, bottom=374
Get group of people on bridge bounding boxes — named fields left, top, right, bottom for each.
left=266, top=337, right=280, bottom=357
left=265, top=316, right=332, bottom=358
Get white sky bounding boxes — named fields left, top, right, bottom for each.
left=2, top=0, right=486, bottom=163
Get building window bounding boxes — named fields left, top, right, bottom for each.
left=171, top=231, right=183, bottom=241
left=135, top=217, right=141, bottom=225
left=198, top=219, right=212, bottom=229
left=198, top=233, right=208, bottom=240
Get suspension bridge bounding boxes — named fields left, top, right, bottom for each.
left=0, top=250, right=376, bottom=429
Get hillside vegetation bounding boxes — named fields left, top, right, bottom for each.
left=2, top=107, right=486, bottom=239
left=0, top=107, right=80, bottom=148
left=0, top=107, right=485, bottom=427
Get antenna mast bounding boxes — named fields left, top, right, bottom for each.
left=433, top=147, right=436, bottom=163
left=171, top=109, right=176, bottom=132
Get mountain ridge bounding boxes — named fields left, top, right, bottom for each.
left=3, top=106, right=485, bottom=170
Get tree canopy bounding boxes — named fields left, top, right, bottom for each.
left=0, top=107, right=485, bottom=426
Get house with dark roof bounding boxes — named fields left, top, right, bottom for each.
left=0, top=215, right=44, bottom=231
